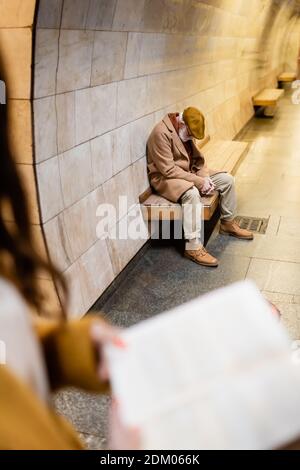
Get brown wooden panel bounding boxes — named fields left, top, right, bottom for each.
left=278, top=72, right=297, bottom=83
left=253, top=88, right=284, bottom=107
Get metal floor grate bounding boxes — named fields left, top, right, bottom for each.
left=235, top=216, right=269, bottom=234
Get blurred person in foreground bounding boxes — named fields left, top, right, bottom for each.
left=0, top=84, right=138, bottom=450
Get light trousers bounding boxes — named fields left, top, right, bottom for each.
left=181, top=173, right=237, bottom=251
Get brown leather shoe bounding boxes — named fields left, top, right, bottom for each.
left=220, top=220, right=254, bottom=240
left=184, top=247, right=219, bottom=267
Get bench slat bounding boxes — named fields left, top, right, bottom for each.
left=141, top=192, right=219, bottom=222
left=253, top=88, right=284, bottom=107
left=202, top=140, right=234, bottom=170
left=203, top=140, right=248, bottom=174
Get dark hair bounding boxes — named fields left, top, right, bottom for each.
left=0, top=95, right=67, bottom=317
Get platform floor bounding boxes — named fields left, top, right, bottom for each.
left=55, top=88, right=300, bottom=449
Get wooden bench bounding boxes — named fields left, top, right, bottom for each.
left=139, top=138, right=249, bottom=223
left=278, top=72, right=297, bottom=85
left=252, top=88, right=284, bottom=116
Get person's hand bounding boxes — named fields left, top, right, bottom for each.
left=268, top=301, right=281, bottom=321
left=108, top=398, right=141, bottom=450
left=201, top=177, right=215, bottom=195
left=90, top=321, right=126, bottom=382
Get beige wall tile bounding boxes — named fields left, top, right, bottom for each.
left=113, top=0, right=146, bottom=32
left=63, top=198, right=94, bottom=262
left=91, top=31, right=127, bottom=86
left=60, top=0, right=117, bottom=31
left=90, top=83, right=118, bottom=137
left=59, top=142, right=93, bottom=208
left=117, top=76, right=150, bottom=127
left=37, top=0, right=63, bottom=28
left=16, top=164, right=40, bottom=225
left=91, top=132, right=114, bottom=187
left=107, top=235, right=137, bottom=277
left=36, top=157, right=64, bottom=222
left=33, top=96, right=58, bottom=163
left=64, top=261, right=85, bottom=318
left=75, top=84, right=117, bottom=145
left=113, top=0, right=181, bottom=33
left=130, top=113, right=155, bottom=163
left=34, top=29, right=59, bottom=99
left=107, top=206, right=147, bottom=276
left=125, top=33, right=170, bottom=77
left=102, top=166, right=136, bottom=224
left=113, top=124, right=132, bottom=175
left=75, top=88, right=94, bottom=145
left=124, top=33, right=141, bottom=79
left=61, top=0, right=90, bottom=29
left=154, top=104, right=177, bottom=123
left=57, top=30, right=94, bottom=94
left=132, top=157, right=149, bottom=199
left=56, top=92, right=76, bottom=153
left=63, top=187, right=105, bottom=260
left=86, top=0, right=117, bottom=30
left=78, top=238, right=115, bottom=310
left=44, top=214, right=73, bottom=271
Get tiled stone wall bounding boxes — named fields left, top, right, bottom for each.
left=284, top=16, right=300, bottom=74
left=32, top=0, right=300, bottom=316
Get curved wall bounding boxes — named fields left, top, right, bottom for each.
left=2, top=0, right=299, bottom=316
left=284, top=12, right=300, bottom=74
left=32, top=0, right=300, bottom=316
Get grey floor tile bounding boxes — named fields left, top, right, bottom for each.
left=251, top=234, right=300, bottom=263
left=79, top=433, right=106, bottom=450
left=280, top=303, right=300, bottom=340
left=237, top=198, right=300, bottom=218
left=208, top=232, right=300, bottom=264
left=277, top=216, right=300, bottom=239
left=100, top=246, right=250, bottom=326
left=54, top=389, right=110, bottom=438
left=208, top=229, right=258, bottom=258
left=262, top=293, right=300, bottom=339
left=247, top=259, right=300, bottom=296
left=262, top=291, right=296, bottom=304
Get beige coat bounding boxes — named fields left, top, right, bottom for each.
left=147, top=115, right=219, bottom=203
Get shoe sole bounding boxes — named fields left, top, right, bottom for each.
left=219, top=229, right=254, bottom=241
left=184, top=253, right=219, bottom=268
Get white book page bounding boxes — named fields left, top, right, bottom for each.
left=105, top=281, right=300, bottom=450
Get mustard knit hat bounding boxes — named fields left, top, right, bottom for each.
left=183, top=107, right=205, bottom=140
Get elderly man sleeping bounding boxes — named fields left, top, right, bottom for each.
left=147, top=107, right=253, bottom=268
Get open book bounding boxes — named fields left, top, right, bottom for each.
left=105, top=281, right=300, bottom=450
